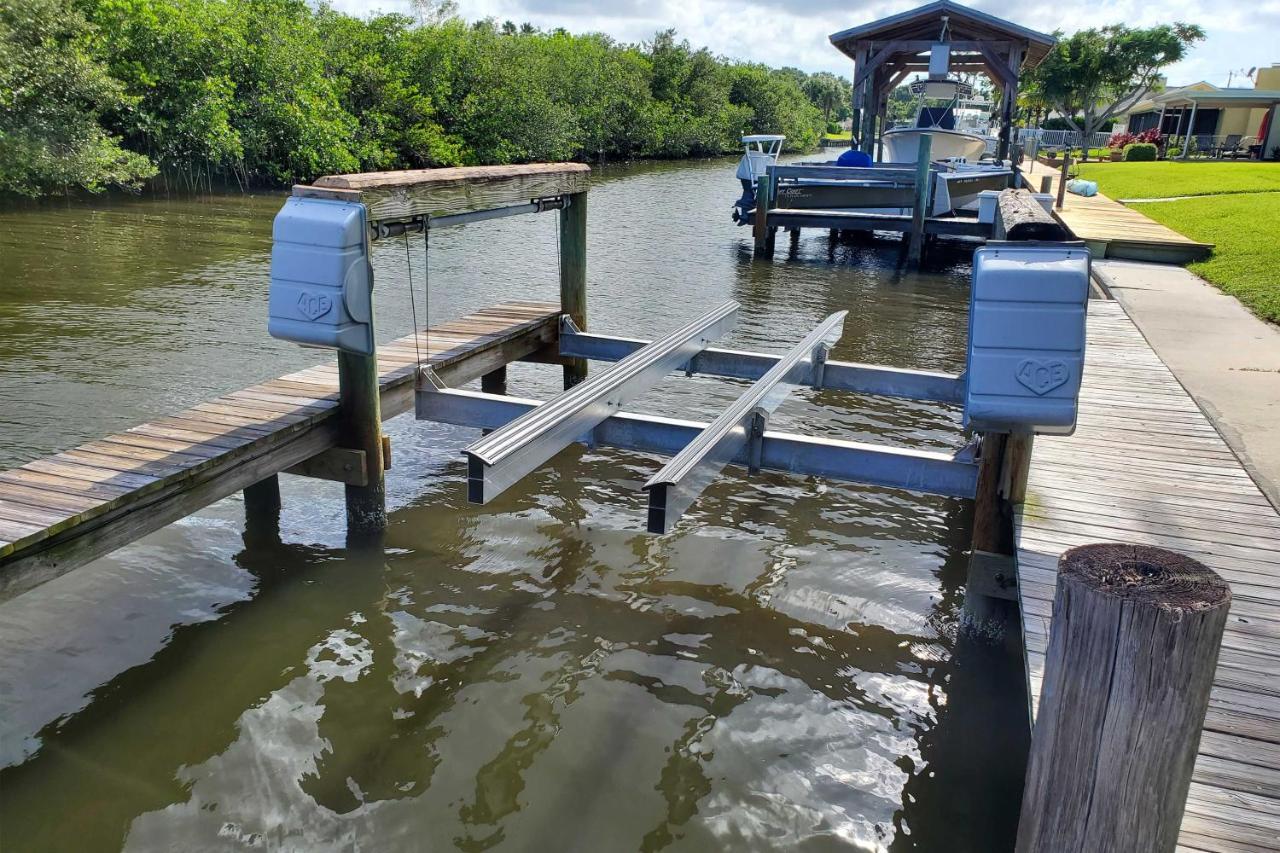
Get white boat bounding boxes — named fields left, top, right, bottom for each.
left=883, top=126, right=989, bottom=163
left=732, top=134, right=784, bottom=220
left=882, top=79, right=991, bottom=163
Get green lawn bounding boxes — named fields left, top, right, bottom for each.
left=1131, top=193, right=1280, bottom=324
left=1073, top=161, right=1280, bottom=200
left=824, top=130, right=852, bottom=141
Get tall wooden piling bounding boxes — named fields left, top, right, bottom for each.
left=1054, top=153, right=1071, bottom=210
left=971, top=431, right=1010, bottom=554
left=559, top=190, right=588, bottom=389
left=906, top=134, right=933, bottom=267
left=1015, top=544, right=1230, bottom=853
left=753, top=175, right=772, bottom=258
left=243, top=475, right=281, bottom=540
left=337, top=350, right=386, bottom=534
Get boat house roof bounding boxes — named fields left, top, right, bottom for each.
left=829, top=0, right=1057, bottom=71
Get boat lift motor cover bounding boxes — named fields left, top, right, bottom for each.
left=268, top=196, right=375, bottom=356
left=964, top=245, right=1090, bottom=435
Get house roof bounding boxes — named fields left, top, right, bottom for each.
left=829, top=1, right=1057, bottom=68
left=1153, top=88, right=1280, bottom=109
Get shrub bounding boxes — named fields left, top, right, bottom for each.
left=1124, top=142, right=1158, bottom=161
left=1108, top=128, right=1161, bottom=150
left=826, top=121, right=841, bottom=135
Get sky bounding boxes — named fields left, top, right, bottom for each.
left=331, top=0, right=1280, bottom=89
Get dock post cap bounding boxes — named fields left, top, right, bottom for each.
left=1057, top=542, right=1231, bottom=611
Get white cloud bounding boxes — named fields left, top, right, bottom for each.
left=331, top=0, right=1279, bottom=87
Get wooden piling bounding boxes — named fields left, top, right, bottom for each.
left=337, top=350, right=386, bottom=534
left=1038, top=175, right=1052, bottom=195
left=1016, top=544, right=1230, bottom=853
left=995, top=189, right=1070, bottom=242
left=559, top=190, right=588, bottom=389
left=753, top=175, right=772, bottom=259
left=971, top=430, right=1010, bottom=554
left=906, top=134, right=933, bottom=267
left=243, top=475, right=281, bottom=541
left=1055, top=153, right=1071, bottom=210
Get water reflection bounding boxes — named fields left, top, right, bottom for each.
left=0, top=155, right=1026, bottom=852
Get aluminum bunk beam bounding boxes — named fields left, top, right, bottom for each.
left=644, top=311, right=848, bottom=534
left=558, top=329, right=964, bottom=404
left=420, top=301, right=739, bottom=504
left=418, top=388, right=978, bottom=506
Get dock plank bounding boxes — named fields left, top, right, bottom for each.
left=1015, top=299, right=1280, bottom=849
left=0, top=302, right=559, bottom=591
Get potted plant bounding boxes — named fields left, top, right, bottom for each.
left=1109, top=149, right=1124, bottom=161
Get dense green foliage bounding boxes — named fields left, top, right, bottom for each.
left=0, top=0, right=843, bottom=196
left=1123, top=142, right=1158, bottom=161
left=0, top=0, right=156, bottom=194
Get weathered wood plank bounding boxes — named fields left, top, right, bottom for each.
left=301, top=163, right=591, bottom=224
left=1016, top=299, right=1280, bottom=850
left=0, top=302, right=559, bottom=597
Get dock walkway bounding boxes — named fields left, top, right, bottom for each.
left=1016, top=299, right=1280, bottom=852
left=1036, top=170, right=1213, bottom=263
left=0, top=301, right=559, bottom=599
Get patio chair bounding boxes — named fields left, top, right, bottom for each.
left=1216, top=134, right=1242, bottom=158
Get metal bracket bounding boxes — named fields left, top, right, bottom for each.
left=747, top=410, right=767, bottom=475
left=811, top=345, right=829, bottom=389
left=417, top=364, right=448, bottom=392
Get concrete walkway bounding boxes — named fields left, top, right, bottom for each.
left=1093, top=259, right=1280, bottom=510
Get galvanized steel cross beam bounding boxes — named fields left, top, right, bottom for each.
left=416, top=388, right=978, bottom=517
left=418, top=301, right=740, bottom=504
left=558, top=330, right=965, bottom=404
left=643, top=311, right=849, bottom=533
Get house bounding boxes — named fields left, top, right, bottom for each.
left=1117, top=64, right=1280, bottom=154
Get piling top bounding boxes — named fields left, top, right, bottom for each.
left=1059, top=543, right=1231, bottom=612
left=311, top=162, right=591, bottom=192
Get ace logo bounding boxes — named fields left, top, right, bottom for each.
left=297, top=291, right=333, bottom=321
left=1016, top=359, right=1069, bottom=395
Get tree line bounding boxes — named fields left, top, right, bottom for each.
left=0, top=0, right=855, bottom=198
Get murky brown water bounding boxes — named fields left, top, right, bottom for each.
left=0, top=156, right=1028, bottom=852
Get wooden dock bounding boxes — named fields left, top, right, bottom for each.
left=1038, top=170, right=1213, bottom=264
left=0, top=302, right=559, bottom=600
left=1016, top=299, right=1280, bottom=852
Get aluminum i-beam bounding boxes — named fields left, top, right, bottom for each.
left=418, top=387, right=977, bottom=504
left=644, top=311, right=848, bottom=534
left=558, top=330, right=964, bottom=404
left=435, top=300, right=739, bottom=504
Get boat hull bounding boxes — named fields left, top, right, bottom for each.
left=882, top=128, right=989, bottom=163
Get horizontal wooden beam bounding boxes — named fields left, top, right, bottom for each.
left=295, top=163, right=591, bottom=225
left=283, top=447, right=368, bottom=486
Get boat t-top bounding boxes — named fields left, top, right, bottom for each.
left=733, top=134, right=785, bottom=218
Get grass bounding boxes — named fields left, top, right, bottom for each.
left=1072, top=160, right=1280, bottom=200
left=1130, top=193, right=1280, bottom=324
left=823, top=130, right=852, bottom=141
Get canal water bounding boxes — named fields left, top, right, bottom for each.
left=0, top=156, right=1028, bottom=852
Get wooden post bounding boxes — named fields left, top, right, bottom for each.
left=481, top=366, right=507, bottom=395
left=337, top=350, right=386, bottom=534
left=996, top=189, right=1070, bottom=242
left=1055, top=153, right=1071, bottom=210
left=559, top=190, right=588, bottom=389
left=1038, top=174, right=1052, bottom=195
left=906, top=133, right=933, bottom=267
left=1016, top=544, right=1231, bottom=853
left=971, top=430, right=1010, bottom=554
left=1001, top=431, right=1034, bottom=504
left=243, top=475, right=281, bottom=541
left=753, top=174, right=772, bottom=259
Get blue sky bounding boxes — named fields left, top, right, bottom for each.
left=332, top=0, right=1279, bottom=88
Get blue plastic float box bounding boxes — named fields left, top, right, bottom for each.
left=268, top=196, right=374, bottom=356
left=964, top=244, right=1090, bottom=435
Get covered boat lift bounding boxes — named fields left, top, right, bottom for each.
left=829, top=0, right=1056, bottom=162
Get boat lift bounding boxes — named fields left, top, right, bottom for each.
left=270, top=162, right=1088, bottom=539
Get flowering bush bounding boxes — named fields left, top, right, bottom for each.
left=1108, top=129, right=1162, bottom=149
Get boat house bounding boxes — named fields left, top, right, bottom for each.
left=829, top=0, right=1056, bottom=161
